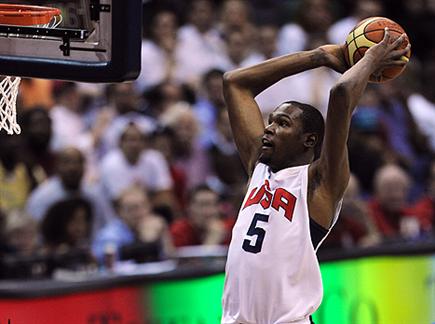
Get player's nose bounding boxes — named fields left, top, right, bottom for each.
left=264, top=123, right=276, bottom=134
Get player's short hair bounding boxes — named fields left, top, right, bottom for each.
left=283, top=101, right=325, bottom=160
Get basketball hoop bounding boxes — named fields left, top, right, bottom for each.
left=0, top=4, right=62, bottom=135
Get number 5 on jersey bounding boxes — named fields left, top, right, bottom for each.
left=242, top=213, right=269, bottom=253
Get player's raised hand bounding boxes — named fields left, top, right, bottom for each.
left=365, top=28, right=411, bottom=74
left=318, top=44, right=349, bottom=74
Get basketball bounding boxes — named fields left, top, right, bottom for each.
left=344, top=17, right=411, bottom=83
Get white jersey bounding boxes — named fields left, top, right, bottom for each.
left=222, top=163, right=340, bottom=324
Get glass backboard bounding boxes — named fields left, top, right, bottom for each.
left=0, top=0, right=142, bottom=82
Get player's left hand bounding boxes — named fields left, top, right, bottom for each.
left=318, top=44, right=348, bottom=74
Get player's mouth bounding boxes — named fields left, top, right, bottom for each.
left=261, top=137, right=274, bottom=150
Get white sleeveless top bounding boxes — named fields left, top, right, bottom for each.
left=222, top=163, right=340, bottom=324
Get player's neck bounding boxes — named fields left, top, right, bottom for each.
left=269, top=155, right=313, bottom=173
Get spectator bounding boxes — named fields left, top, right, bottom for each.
left=256, top=24, right=279, bottom=60
left=151, top=126, right=188, bottom=214
left=177, top=0, right=227, bottom=89
left=99, top=122, right=175, bottom=214
left=327, top=0, right=384, bottom=45
left=40, top=197, right=96, bottom=271
left=278, top=0, right=333, bottom=54
left=92, top=185, right=174, bottom=263
left=396, top=0, right=435, bottom=62
left=0, top=132, right=33, bottom=213
left=322, top=174, right=380, bottom=250
left=99, top=82, right=155, bottom=154
left=137, top=10, right=181, bottom=92
left=410, top=161, right=435, bottom=234
left=26, top=147, right=113, bottom=236
left=3, top=210, right=39, bottom=257
left=407, top=61, right=435, bottom=152
left=375, top=80, right=432, bottom=199
left=41, top=197, right=94, bottom=252
left=170, top=184, right=233, bottom=247
left=19, top=107, right=55, bottom=184
left=221, top=30, right=263, bottom=70
left=219, top=0, right=256, bottom=49
left=143, top=80, right=196, bottom=119
left=0, top=210, right=50, bottom=279
left=50, top=82, right=91, bottom=152
left=348, top=87, right=390, bottom=195
left=0, top=209, right=7, bottom=255
left=207, top=108, right=246, bottom=202
left=193, top=69, right=226, bottom=147
left=368, top=164, right=425, bottom=242
left=160, top=102, right=211, bottom=190
left=18, top=78, right=54, bottom=111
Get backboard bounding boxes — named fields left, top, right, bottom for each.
left=0, top=0, right=142, bottom=82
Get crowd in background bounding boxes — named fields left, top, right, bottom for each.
left=0, top=0, right=434, bottom=279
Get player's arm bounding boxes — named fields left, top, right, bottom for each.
left=309, top=29, right=410, bottom=228
left=223, top=49, right=342, bottom=175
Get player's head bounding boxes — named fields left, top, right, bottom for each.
left=259, top=101, right=324, bottom=171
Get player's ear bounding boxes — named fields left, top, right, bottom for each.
left=304, top=133, right=318, bottom=149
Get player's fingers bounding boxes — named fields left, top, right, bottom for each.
left=391, top=34, right=407, bottom=49
left=381, top=27, right=391, bottom=44
left=387, top=59, right=408, bottom=67
left=390, top=44, right=411, bottom=59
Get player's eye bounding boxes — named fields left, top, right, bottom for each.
left=279, top=120, right=289, bottom=127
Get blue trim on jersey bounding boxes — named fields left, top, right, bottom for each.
left=309, top=217, right=328, bottom=250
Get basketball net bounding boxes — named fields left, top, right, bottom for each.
left=0, top=76, right=21, bottom=134
left=0, top=5, right=62, bottom=134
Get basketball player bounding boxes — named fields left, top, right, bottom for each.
left=221, top=30, right=409, bottom=323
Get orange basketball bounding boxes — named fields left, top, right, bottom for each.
left=344, top=17, right=411, bottom=83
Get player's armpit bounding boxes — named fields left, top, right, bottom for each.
left=307, top=160, right=347, bottom=228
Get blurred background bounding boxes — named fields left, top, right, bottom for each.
left=0, top=0, right=434, bottom=322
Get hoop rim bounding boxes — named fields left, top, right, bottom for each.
left=0, top=4, right=61, bottom=26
